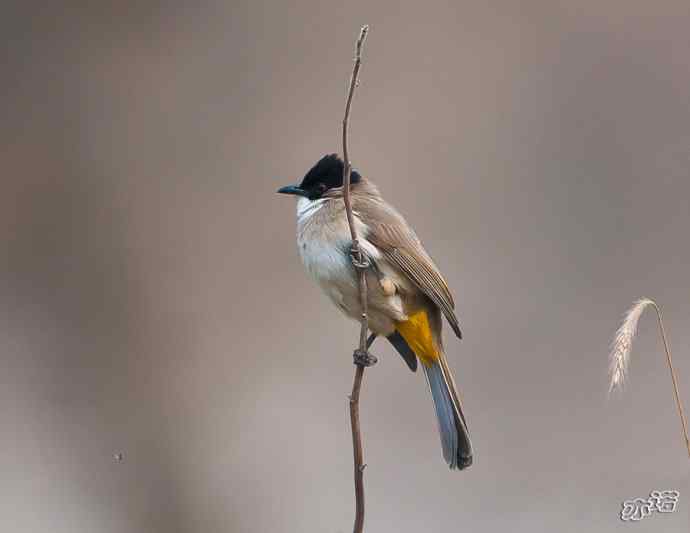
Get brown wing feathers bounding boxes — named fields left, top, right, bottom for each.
left=385, top=248, right=462, bottom=339
left=354, top=189, right=462, bottom=339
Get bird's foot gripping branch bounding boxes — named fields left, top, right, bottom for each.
left=349, top=247, right=371, bottom=270
left=353, top=348, right=377, bottom=367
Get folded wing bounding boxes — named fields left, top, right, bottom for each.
left=355, top=195, right=462, bottom=339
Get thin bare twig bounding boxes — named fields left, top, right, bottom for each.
left=342, top=24, right=370, bottom=533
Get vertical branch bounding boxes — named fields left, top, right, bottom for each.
left=342, top=25, right=370, bottom=533
left=349, top=366, right=366, bottom=533
left=651, top=302, right=690, bottom=458
left=342, top=24, right=370, bottom=350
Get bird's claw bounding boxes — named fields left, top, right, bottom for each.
left=349, top=248, right=371, bottom=270
left=353, top=349, right=377, bottom=367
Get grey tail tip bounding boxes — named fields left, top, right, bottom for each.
left=452, top=454, right=473, bottom=471
left=424, top=360, right=473, bottom=472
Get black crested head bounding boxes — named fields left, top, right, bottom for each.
left=297, top=154, right=361, bottom=200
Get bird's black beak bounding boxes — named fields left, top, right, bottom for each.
left=277, top=185, right=308, bottom=197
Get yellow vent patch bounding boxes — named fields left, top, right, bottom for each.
left=395, top=310, right=439, bottom=367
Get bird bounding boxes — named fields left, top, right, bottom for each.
left=277, top=154, right=472, bottom=470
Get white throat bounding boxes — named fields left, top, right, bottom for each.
left=296, top=197, right=327, bottom=223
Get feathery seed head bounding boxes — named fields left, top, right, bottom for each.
left=609, top=298, right=655, bottom=393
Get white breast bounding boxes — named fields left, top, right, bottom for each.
left=293, top=196, right=408, bottom=333
left=297, top=198, right=353, bottom=285
left=295, top=197, right=380, bottom=306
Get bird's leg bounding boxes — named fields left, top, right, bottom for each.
left=353, top=333, right=378, bottom=367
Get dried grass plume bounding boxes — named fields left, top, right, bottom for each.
left=608, top=297, right=690, bottom=458
left=609, top=298, right=655, bottom=392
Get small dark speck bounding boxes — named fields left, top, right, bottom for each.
left=113, top=452, right=124, bottom=462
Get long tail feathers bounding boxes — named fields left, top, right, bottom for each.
left=423, top=356, right=473, bottom=470
left=393, top=311, right=473, bottom=469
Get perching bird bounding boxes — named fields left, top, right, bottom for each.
left=278, top=154, right=472, bottom=470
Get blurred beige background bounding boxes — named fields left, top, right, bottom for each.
left=2, top=1, right=690, bottom=532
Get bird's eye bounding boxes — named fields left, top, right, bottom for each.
left=307, top=182, right=328, bottom=200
